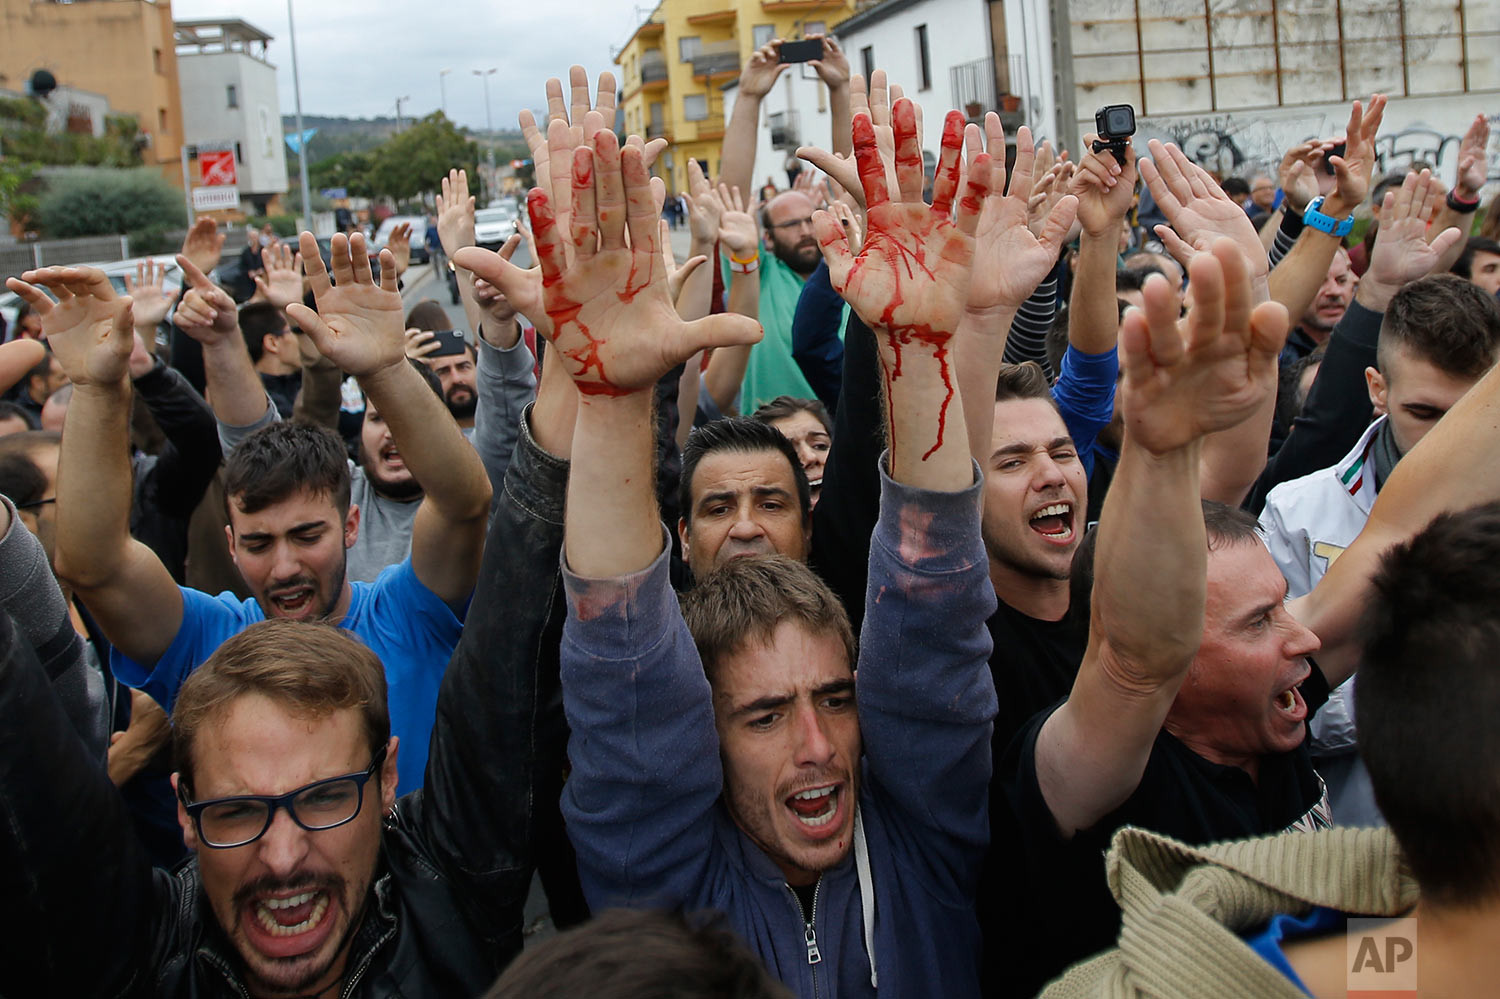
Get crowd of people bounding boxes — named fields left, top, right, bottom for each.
left=1, top=35, right=1499, bottom=999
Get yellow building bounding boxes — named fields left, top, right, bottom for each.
left=0, top=0, right=185, bottom=182
left=615, top=0, right=856, bottom=195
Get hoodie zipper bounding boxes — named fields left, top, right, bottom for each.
left=786, top=880, right=823, bottom=997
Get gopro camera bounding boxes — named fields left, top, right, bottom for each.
left=1092, top=104, right=1136, bottom=163
left=779, top=39, right=824, bottom=63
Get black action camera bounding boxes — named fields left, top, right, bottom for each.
left=1092, top=104, right=1136, bottom=162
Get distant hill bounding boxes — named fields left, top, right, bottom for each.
left=281, top=115, right=527, bottom=166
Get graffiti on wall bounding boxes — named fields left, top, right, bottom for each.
left=1135, top=109, right=1500, bottom=190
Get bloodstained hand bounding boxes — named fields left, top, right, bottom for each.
left=525, top=130, right=760, bottom=399
left=813, top=102, right=990, bottom=459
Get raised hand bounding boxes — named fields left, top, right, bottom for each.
left=524, top=129, right=760, bottom=396
left=254, top=240, right=305, bottom=310
left=1276, top=139, right=1331, bottom=215
left=685, top=158, right=724, bottom=249
left=1141, top=140, right=1267, bottom=280
left=178, top=217, right=226, bottom=278
left=1325, top=94, right=1388, bottom=214
left=796, top=71, right=901, bottom=210
left=287, top=232, right=406, bottom=378
left=1364, top=169, right=1463, bottom=302
left=809, top=35, right=850, bottom=89
left=1119, top=239, right=1288, bottom=456
left=124, top=258, right=179, bottom=330
left=437, top=168, right=478, bottom=255
left=1453, top=113, right=1489, bottom=200
left=454, top=230, right=550, bottom=341
left=405, top=327, right=442, bottom=361
left=739, top=39, right=788, bottom=99
left=964, top=115, right=1078, bottom=317
left=173, top=255, right=240, bottom=346
left=716, top=182, right=759, bottom=258
left=1071, top=133, right=1138, bottom=238
left=1027, top=156, right=1076, bottom=239
left=5, top=267, right=134, bottom=387
left=385, top=222, right=412, bottom=276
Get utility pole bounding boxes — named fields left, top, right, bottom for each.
left=287, top=0, right=313, bottom=229
left=439, top=68, right=451, bottom=118
left=473, top=68, right=497, bottom=202
left=395, top=95, right=410, bottom=132
left=1049, top=0, right=1079, bottom=156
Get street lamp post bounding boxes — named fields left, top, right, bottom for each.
left=286, top=0, right=313, bottom=230
left=473, top=68, right=497, bottom=202
left=439, top=68, right=451, bottom=118
left=395, top=95, right=410, bottom=132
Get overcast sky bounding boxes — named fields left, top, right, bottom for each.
left=171, top=0, right=651, bottom=131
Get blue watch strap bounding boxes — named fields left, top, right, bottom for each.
left=1302, top=196, right=1353, bottom=237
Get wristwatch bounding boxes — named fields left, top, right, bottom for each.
left=1302, top=196, right=1353, bottom=238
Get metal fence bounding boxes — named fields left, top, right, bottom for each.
left=0, top=235, right=133, bottom=283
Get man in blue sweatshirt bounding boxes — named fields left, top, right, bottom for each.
left=541, top=106, right=999, bottom=995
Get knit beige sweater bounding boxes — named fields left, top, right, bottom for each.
left=1036, top=825, right=1418, bottom=999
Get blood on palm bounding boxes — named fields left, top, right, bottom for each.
left=859, top=220, right=956, bottom=462
left=531, top=189, right=629, bottom=398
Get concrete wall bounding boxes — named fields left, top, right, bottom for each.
left=0, top=0, right=185, bottom=176
left=178, top=50, right=288, bottom=196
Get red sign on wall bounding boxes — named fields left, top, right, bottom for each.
left=200, top=150, right=237, bottom=186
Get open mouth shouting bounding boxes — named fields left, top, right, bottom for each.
left=379, top=444, right=406, bottom=473
left=784, top=782, right=846, bottom=839
left=1028, top=502, right=1075, bottom=545
left=267, top=579, right=320, bottom=619
left=239, top=884, right=341, bottom=960
left=1273, top=669, right=1310, bottom=724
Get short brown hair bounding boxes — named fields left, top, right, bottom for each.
left=172, top=620, right=389, bottom=793
left=486, top=909, right=792, bottom=999
left=995, top=362, right=1059, bottom=414
left=751, top=395, right=832, bottom=435
left=680, top=555, right=855, bottom=682
left=1379, top=274, right=1500, bottom=380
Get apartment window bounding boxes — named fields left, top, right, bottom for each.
left=153, top=48, right=163, bottom=74
left=805, top=21, right=826, bottom=37
left=226, top=85, right=239, bottom=109
left=753, top=23, right=774, bottom=48
left=158, top=107, right=167, bottom=132
left=679, top=35, right=701, bottom=62
left=860, top=46, right=874, bottom=80
left=915, top=25, right=931, bottom=90
left=684, top=93, right=708, bottom=121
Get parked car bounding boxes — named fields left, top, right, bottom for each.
left=372, top=216, right=431, bottom=265
left=474, top=206, right=518, bottom=250
left=2, top=254, right=182, bottom=337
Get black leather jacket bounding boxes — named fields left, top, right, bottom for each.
left=0, top=406, right=570, bottom=998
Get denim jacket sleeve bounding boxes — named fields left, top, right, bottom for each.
left=0, top=608, right=161, bottom=998
left=857, top=459, right=998, bottom=892
left=414, top=402, right=567, bottom=950
left=559, top=537, right=721, bottom=908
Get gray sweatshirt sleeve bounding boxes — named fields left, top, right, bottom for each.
left=473, top=333, right=538, bottom=517
left=0, top=496, right=109, bottom=762
left=217, top=392, right=282, bottom=456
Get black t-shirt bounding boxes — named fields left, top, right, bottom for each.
left=986, top=665, right=1332, bottom=997
left=977, top=599, right=1088, bottom=995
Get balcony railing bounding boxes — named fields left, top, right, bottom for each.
left=647, top=121, right=670, bottom=140
left=692, top=40, right=740, bottom=78
left=769, top=109, right=801, bottom=150
left=950, top=56, right=996, bottom=119
left=641, top=51, right=668, bottom=84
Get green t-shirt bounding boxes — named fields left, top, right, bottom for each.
left=723, top=251, right=846, bottom=412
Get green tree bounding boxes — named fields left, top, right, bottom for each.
left=366, top=112, right=478, bottom=201
left=37, top=166, right=185, bottom=237
left=308, top=150, right=376, bottom=199
left=0, top=159, right=41, bottom=232
left=0, top=97, right=143, bottom=168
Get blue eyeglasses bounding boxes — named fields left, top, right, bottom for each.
left=179, top=745, right=387, bottom=849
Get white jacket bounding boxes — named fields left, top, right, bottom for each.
left=1258, top=418, right=1388, bottom=827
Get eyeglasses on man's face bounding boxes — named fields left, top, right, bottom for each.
left=767, top=216, right=816, bottom=232
left=14, top=496, right=55, bottom=511
left=179, top=745, right=388, bottom=849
